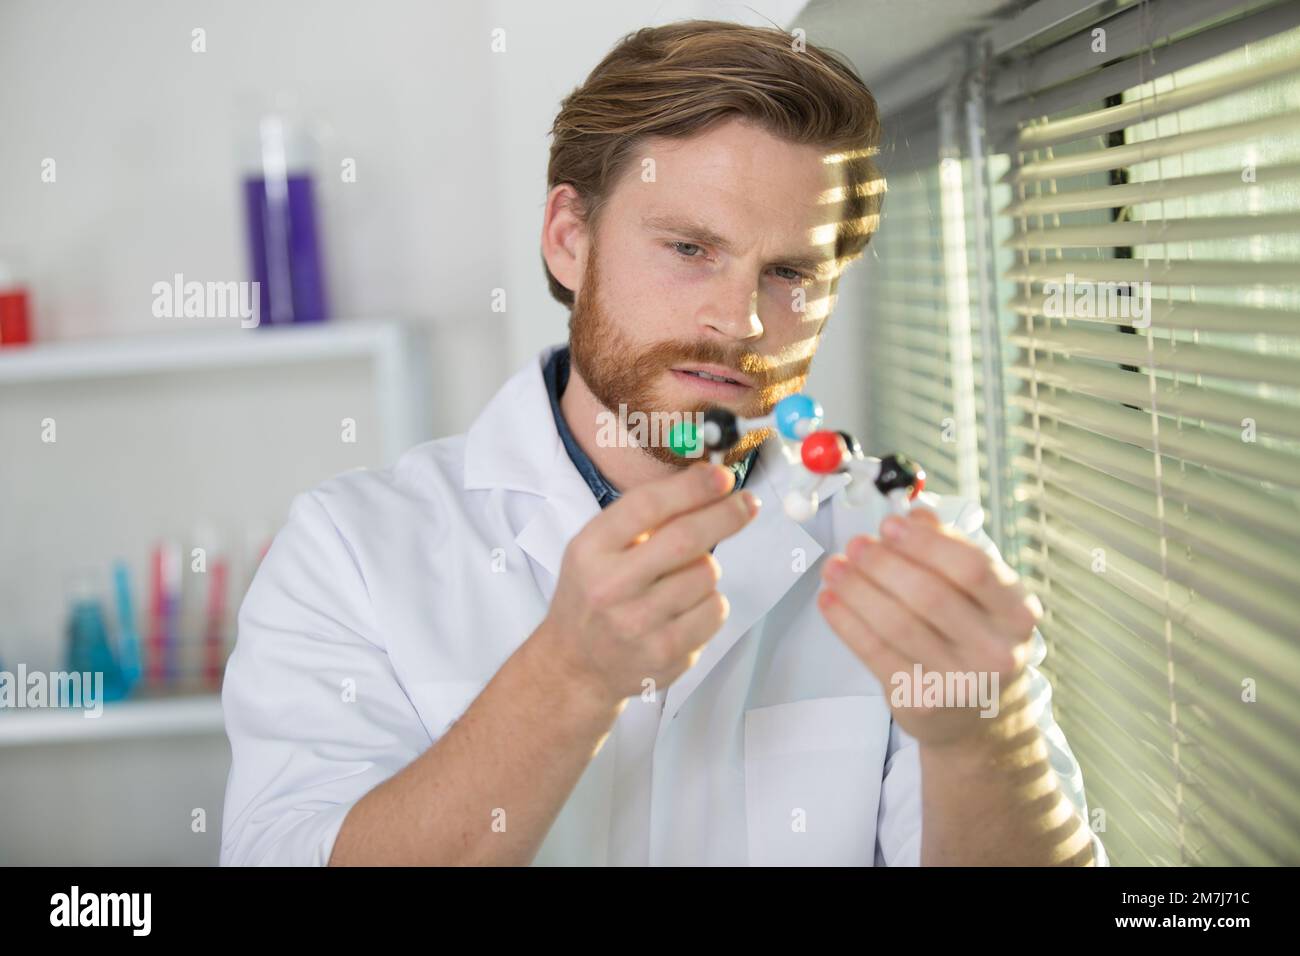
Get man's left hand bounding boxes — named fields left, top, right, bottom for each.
left=816, top=506, right=1041, bottom=749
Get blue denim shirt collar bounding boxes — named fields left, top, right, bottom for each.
left=543, top=345, right=757, bottom=509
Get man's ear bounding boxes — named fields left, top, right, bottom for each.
left=541, top=184, right=591, bottom=298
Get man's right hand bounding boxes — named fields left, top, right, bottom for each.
left=535, top=462, right=761, bottom=709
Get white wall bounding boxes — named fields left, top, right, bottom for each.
left=0, top=0, right=511, bottom=435
left=0, top=0, right=816, bottom=864
left=0, top=0, right=808, bottom=386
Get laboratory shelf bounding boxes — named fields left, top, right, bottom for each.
left=0, top=320, right=435, bottom=748
left=0, top=317, right=436, bottom=460
left=0, top=693, right=225, bottom=747
left=0, top=318, right=433, bottom=462
left=0, top=318, right=400, bottom=383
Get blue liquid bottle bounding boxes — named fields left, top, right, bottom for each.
left=65, top=573, right=130, bottom=704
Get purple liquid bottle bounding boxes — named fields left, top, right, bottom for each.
left=242, top=114, right=328, bottom=326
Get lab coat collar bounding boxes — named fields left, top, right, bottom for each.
left=464, top=343, right=600, bottom=581
left=463, top=344, right=850, bottom=718
left=463, top=343, right=570, bottom=499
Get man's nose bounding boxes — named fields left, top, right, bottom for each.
left=699, top=285, right=764, bottom=340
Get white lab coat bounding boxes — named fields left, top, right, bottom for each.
left=220, top=343, right=1107, bottom=867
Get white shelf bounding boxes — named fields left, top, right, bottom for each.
left=0, top=318, right=434, bottom=462
left=0, top=318, right=404, bottom=384
left=0, top=694, right=225, bottom=747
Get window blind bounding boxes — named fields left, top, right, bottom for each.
left=990, top=0, right=1300, bottom=865
left=862, top=96, right=992, bottom=511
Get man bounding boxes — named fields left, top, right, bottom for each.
left=220, top=20, right=1105, bottom=866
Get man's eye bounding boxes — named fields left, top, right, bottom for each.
left=668, top=243, right=809, bottom=283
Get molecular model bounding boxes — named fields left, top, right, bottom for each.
left=668, top=393, right=926, bottom=522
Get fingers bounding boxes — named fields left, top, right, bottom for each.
left=620, top=487, right=759, bottom=586
left=618, top=554, right=721, bottom=636
left=838, top=537, right=1015, bottom=673
left=816, top=586, right=911, bottom=684
left=562, top=466, right=756, bottom=617
left=821, top=555, right=961, bottom=674
left=907, top=504, right=943, bottom=528
left=592, top=463, right=734, bottom=551
left=657, top=589, right=730, bottom=669
left=878, top=510, right=1040, bottom=636
left=609, top=556, right=730, bottom=688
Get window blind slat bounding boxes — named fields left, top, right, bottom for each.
left=1182, top=778, right=1297, bottom=865
left=1014, top=454, right=1300, bottom=592
left=991, top=0, right=1300, bottom=129
left=1008, top=390, right=1300, bottom=488
left=1004, top=112, right=1296, bottom=184
left=1039, top=591, right=1173, bottom=711
left=1016, top=48, right=1300, bottom=148
left=1006, top=292, right=1300, bottom=336
left=1022, top=483, right=1300, bottom=635
left=1022, top=491, right=1300, bottom=639
left=1005, top=257, right=1298, bottom=286
left=1006, top=211, right=1300, bottom=249
left=1009, top=420, right=1300, bottom=539
left=1009, top=321, right=1300, bottom=386
left=1016, top=515, right=1300, bottom=673
left=1008, top=361, right=1300, bottom=439
left=1002, top=161, right=1300, bottom=216
left=1176, top=677, right=1300, bottom=787
left=1024, top=560, right=1173, bottom=661
left=1037, top=649, right=1181, bottom=799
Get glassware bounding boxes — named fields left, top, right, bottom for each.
left=241, top=102, right=329, bottom=327
left=65, top=572, right=130, bottom=704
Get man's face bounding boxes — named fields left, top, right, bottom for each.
left=568, top=116, right=850, bottom=467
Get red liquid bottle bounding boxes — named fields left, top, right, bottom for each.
left=0, top=258, right=32, bottom=346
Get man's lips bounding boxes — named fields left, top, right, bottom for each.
left=670, top=364, right=754, bottom=388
